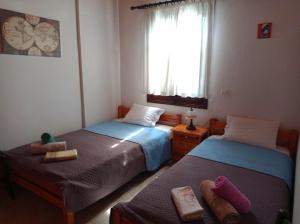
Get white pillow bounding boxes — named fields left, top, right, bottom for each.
left=223, top=115, right=279, bottom=149
left=122, top=104, right=165, bottom=127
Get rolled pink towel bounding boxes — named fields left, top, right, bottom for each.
left=212, top=176, right=251, bottom=213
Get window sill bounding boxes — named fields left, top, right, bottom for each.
left=147, top=94, right=208, bottom=109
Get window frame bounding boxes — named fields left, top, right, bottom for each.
left=147, top=94, right=208, bottom=109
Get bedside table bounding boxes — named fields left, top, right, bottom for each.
left=171, top=124, right=208, bottom=163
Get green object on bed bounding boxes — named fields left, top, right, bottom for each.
left=41, top=133, right=55, bottom=144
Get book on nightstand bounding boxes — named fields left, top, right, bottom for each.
left=44, top=149, right=78, bottom=162
left=171, top=186, right=204, bottom=221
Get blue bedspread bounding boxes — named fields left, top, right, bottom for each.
left=188, top=139, right=294, bottom=189
left=85, top=121, right=171, bottom=171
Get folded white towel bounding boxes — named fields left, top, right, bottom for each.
left=171, top=186, right=204, bottom=221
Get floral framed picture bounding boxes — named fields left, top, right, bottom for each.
left=257, top=22, right=272, bottom=39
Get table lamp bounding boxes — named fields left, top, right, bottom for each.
left=186, top=107, right=197, bottom=130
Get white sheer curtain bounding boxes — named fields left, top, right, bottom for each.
left=145, top=0, right=214, bottom=98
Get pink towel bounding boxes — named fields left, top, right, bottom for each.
left=212, top=176, right=251, bottom=213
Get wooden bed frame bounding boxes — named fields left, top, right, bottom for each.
left=110, top=118, right=299, bottom=224
left=5, top=105, right=182, bottom=224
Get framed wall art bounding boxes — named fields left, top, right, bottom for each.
left=0, top=8, right=61, bottom=57
left=257, top=22, right=272, bottom=39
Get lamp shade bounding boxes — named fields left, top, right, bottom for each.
left=186, top=108, right=197, bottom=119
left=186, top=107, right=197, bottom=130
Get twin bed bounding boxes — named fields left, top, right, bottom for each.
left=110, top=118, right=299, bottom=224
left=3, top=105, right=181, bottom=224
left=3, top=105, right=299, bottom=224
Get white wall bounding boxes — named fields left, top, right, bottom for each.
left=119, top=0, right=300, bottom=221
left=209, top=0, right=300, bottom=131
left=119, top=0, right=300, bottom=131
left=0, top=0, right=82, bottom=151
left=79, top=0, right=121, bottom=127
left=0, top=0, right=121, bottom=150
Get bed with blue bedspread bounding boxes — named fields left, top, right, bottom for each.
left=5, top=120, right=172, bottom=214
left=111, top=138, right=294, bottom=224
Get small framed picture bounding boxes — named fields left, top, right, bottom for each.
left=257, top=22, right=272, bottom=39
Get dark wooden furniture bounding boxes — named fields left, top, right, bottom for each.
left=0, top=152, right=4, bottom=181
left=171, top=124, right=208, bottom=163
left=146, top=94, right=208, bottom=109
left=0, top=151, right=15, bottom=199
left=6, top=105, right=182, bottom=224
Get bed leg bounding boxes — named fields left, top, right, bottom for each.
left=63, top=209, right=75, bottom=224
left=5, top=177, right=15, bottom=200
left=1, top=152, right=15, bottom=200
left=111, top=207, right=121, bottom=224
left=110, top=207, right=133, bottom=224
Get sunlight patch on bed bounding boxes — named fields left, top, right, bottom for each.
left=110, top=143, right=119, bottom=148
left=120, top=128, right=145, bottom=143
left=110, top=128, right=144, bottom=149
left=123, top=150, right=128, bottom=166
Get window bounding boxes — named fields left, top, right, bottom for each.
left=144, top=0, right=214, bottom=109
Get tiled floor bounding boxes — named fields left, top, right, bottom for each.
left=0, top=165, right=170, bottom=224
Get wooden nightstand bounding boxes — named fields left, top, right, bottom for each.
left=171, top=124, right=208, bottom=163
